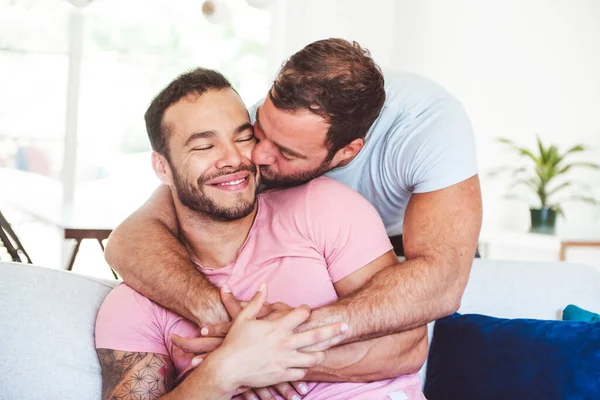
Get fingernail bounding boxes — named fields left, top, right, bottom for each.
left=200, top=327, right=209, bottom=336
left=222, top=284, right=232, bottom=293
left=298, top=383, right=308, bottom=394
left=258, top=282, right=266, bottom=292
left=191, top=357, right=203, bottom=367
left=240, top=301, right=248, bottom=307
left=292, top=396, right=301, bottom=400
left=341, top=323, right=349, bottom=333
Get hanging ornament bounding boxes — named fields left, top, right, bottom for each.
left=246, top=0, right=271, bottom=9
left=202, top=0, right=231, bottom=24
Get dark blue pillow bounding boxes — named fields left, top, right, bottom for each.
left=425, top=313, right=600, bottom=400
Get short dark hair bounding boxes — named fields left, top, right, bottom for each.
left=270, top=38, right=385, bottom=160
left=145, top=68, right=232, bottom=159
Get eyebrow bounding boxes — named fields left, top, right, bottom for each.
left=184, top=123, right=253, bottom=146
left=255, top=108, right=307, bottom=159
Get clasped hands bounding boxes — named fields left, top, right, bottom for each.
left=170, top=283, right=348, bottom=400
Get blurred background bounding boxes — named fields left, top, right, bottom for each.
left=1, top=0, right=599, bottom=279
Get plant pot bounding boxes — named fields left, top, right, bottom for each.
left=529, top=207, right=557, bottom=235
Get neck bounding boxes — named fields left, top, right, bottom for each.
left=173, top=195, right=257, bottom=269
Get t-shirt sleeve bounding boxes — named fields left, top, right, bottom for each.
left=94, top=283, right=169, bottom=355
left=303, top=177, right=394, bottom=283
left=396, top=99, right=478, bottom=193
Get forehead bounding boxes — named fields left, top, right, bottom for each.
left=164, top=89, right=248, bottom=143
left=258, top=97, right=330, bottom=152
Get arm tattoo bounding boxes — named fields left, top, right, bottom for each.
left=97, top=349, right=175, bottom=400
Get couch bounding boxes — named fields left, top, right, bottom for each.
left=2, top=259, right=600, bottom=399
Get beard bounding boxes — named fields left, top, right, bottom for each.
left=260, top=160, right=331, bottom=189
left=171, top=162, right=258, bottom=222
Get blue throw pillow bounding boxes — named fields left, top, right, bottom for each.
left=563, top=304, right=600, bottom=323
left=424, top=313, right=600, bottom=400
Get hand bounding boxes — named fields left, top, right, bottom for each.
left=294, top=306, right=349, bottom=352
left=176, top=286, right=312, bottom=399
left=241, top=381, right=308, bottom=400
left=201, top=283, right=348, bottom=390
left=170, top=285, right=273, bottom=353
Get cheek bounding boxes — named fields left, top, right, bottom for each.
left=182, top=156, right=214, bottom=182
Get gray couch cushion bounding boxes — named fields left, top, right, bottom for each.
left=0, top=262, right=115, bottom=400
left=460, top=259, right=600, bottom=319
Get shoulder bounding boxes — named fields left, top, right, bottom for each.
left=96, top=283, right=173, bottom=334
left=382, top=70, right=455, bottom=103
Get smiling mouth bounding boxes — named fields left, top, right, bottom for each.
left=212, top=176, right=248, bottom=186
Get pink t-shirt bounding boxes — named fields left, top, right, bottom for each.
left=95, top=177, right=425, bottom=399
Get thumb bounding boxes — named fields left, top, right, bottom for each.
left=237, top=282, right=267, bottom=321
left=220, top=284, right=243, bottom=318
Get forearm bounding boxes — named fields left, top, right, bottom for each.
left=304, top=326, right=428, bottom=382
left=313, top=255, right=468, bottom=342
left=105, top=187, right=227, bottom=326
left=160, top=358, right=236, bottom=400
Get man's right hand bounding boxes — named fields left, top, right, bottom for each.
left=199, top=283, right=348, bottom=392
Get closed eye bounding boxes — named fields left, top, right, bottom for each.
left=192, top=145, right=213, bottom=151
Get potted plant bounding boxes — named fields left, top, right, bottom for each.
left=490, top=135, right=600, bottom=234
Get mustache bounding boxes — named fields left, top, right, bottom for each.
left=198, top=163, right=258, bottom=185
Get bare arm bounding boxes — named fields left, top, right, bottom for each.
left=304, top=176, right=482, bottom=342
left=304, top=249, right=428, bottom=382
left=105, top=185, right=227, bottom=326
left=97, top=349, right=235, bottom=400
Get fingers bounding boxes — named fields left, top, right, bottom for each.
left=298, top=334, right=346, bottom=352
left=282, top=368, right=308, bottom=383
left=290, top=322, right=348, bottom=350
left=279, top=305, right=311, bottom=331
left=220, top=284, right=243, bottom=318
left=242, top=389, right=259, bottom=400
left=256, top=303, right=274, bottom=319
left=291, top=382, right=309, bottom=396
left=200, top=322, right=232, bottom=338
left=237, top=282, right=267, bottom=321
left=273, top=382, right=302, bottom=400
left=254, top=387, right=276, bottom=400
left=170, top=334, right=223, bottom=354
left=286, top=351, right=326, bottom=369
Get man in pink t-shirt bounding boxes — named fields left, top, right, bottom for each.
left=95, top=68, right=427, bottom=400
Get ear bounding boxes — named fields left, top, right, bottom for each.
left=151, top=152, right=173, bottom=185
left=332, top=138, right=364, bottom=166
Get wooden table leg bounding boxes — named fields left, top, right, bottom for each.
left=67, top=239, right=82, bottom=271
left=559, top=243, right=567, bottom=261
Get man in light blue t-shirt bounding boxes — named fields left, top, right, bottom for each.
left=106, top=38, right=482, bottom=398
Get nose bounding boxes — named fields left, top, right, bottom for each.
left=252, top=139, right=277, bottom=166
left=215, top=143, right=243, bottom=169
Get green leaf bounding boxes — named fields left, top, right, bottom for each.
left=555, top=144, right=586, bottom=165
left=566, top=162, right=600, bottom=170
left=545, top=181, right=575, bottom=198
left=552, top=195, right=600, bottom=206
left=536, top=135, right=548, bottom=163
left=507, top=177, right=540, bottom=191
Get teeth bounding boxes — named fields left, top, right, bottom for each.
left=217, top=177, right=246, bottom=186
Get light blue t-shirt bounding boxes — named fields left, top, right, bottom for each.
left=251, top=70, right=478, bottom=236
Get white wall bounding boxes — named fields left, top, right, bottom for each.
left=271, top=0, right=600, bottom=240
left=269, top=0, right=398, bottom=75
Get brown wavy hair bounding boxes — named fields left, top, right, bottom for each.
left=270, top=38, right=386, bottom=161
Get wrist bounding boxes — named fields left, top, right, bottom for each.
left=186, top=284, right=228, bottom=326
left=204, top=350, right=243, bottom=394
left=307, top=304, right=354, bottom=337
left=182, top=355, right=237, bottom=399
